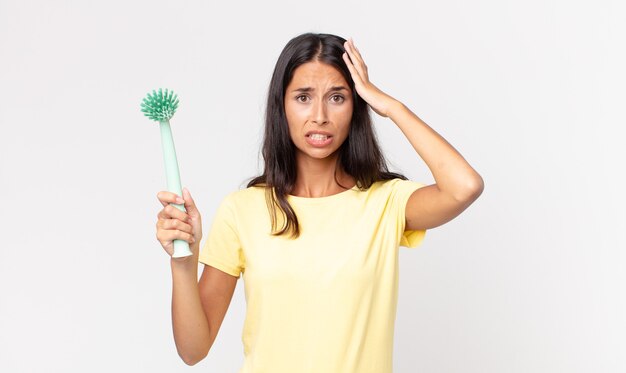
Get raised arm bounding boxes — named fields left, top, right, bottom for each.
left=388, top=100, right=484, bottom=230
left=342, top=38, right=484, bottom=231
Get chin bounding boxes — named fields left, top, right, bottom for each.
left=300, top=148, right=340, bottom=160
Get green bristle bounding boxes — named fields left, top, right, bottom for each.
left=141, top=88, right=180, bottom=121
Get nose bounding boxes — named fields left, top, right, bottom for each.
left=311, top=99, right=329, bottom=125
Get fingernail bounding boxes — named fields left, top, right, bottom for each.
left=176, top=197, right=184, bottom=204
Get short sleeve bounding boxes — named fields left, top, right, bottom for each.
left=198, top=193, right=245, bottom=278
left=390, top=179, right=427, bottom=249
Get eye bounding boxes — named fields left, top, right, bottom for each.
left=296, top=95, right=309, bottom=103
left=331, top=95, right=345, bottom=103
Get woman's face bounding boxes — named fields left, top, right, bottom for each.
left=284, top=61, right=353, bottom=163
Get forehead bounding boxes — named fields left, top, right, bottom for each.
left=288, top=61, right=348, bottom=87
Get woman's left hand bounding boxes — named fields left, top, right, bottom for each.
left=343, top=38, right=398, bottom=118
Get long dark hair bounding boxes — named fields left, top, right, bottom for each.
left=246, top=32, right=408, bottom=239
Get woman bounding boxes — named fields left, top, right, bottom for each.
left=155, top=32, right=483, bottom=371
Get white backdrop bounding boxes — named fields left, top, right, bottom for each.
left=1, top=0, right=624, bottom=372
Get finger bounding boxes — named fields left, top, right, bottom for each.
left=166, top=218, right=193, bottom=234
left=164, top=204, right=191, bottom=222
left=347, top=40, right=368, bottom=78
left=342, top=51, right=363, bottom=84
left=343, top=41, right=353, bottom=64
left=344, top=41, right=366, bottom=77
left=344, top=40, right=357, bottom=62
left=162, top=229, right=195, bottom=244
left=181, top=187, right=199, bottom=215
left=173, top=229, right=195, bottom=244
left=157, top=209, right=168, bottom=220
left=156, top=217, right=194, bottom=242
left=349, top=38, right=363, bottom=59
left=157, top=205, right=189, bottom=223
left=157, top=191, right=185, bottom=206
left=348, top=42, right=367, bottom=76
left=342, top=52, right=360, bottom=83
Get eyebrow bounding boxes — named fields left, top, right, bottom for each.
left=291, top=86, right=349, bottom=93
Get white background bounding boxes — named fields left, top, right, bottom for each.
left=1, top=0, right=624, bottom=372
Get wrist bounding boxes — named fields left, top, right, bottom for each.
left=387, top=99, right=406, bottom=121
left=170, top=254, right=198, bottom=272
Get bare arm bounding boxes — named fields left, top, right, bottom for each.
left=170, top=252, right=238, bottom=365
left=341, top=39, right=484, bottom=231
left=388, top=101, right=484, bottom=231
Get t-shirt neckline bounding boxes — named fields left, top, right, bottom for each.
left=286, top=184, right=359, bottom=203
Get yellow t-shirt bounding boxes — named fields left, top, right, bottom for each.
left=198, top=178, right=427, bottom=373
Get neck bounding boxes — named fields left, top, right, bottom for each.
left=291, top=153, right=355, bottom=198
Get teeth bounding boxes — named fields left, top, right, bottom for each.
left=310, top=134, right=329, bottom=140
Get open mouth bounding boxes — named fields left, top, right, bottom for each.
left=305, top=134, right=333, bottom=146
left=307, top=134, right=332, bottom=140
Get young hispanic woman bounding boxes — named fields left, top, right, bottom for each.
left=155, top=32, right=484, bottom=372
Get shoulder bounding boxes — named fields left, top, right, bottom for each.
left=367, top=178, right=424, bottom=194
left=221, top=185, right=267, bottom=210
left=364, top=178, right=427, bottom=208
